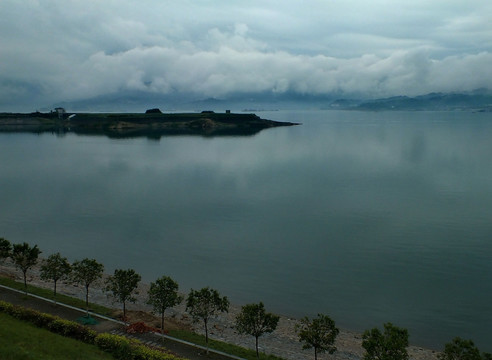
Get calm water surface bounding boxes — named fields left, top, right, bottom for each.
left=1, top=110, right=491, bottom=350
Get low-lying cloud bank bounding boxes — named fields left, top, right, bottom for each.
left=83, top=46, right=492, bottom=98
left=2, top=44, right=491, bottom=110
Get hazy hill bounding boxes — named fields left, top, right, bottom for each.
left=50, top=89, right=492, bottom=112
left=351, top=89, right=492, bottom=111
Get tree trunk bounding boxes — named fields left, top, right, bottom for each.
left=85, top=285, right=90, bottom=316
left=53, top=280, right=58, bottom=305
left=123, top=301, right=126, bottom=321
left=22, top=270, right=27, bottom=293
left=256, top=336, right=260, bottom=359
left=315, top=347, right=318, bottom=360
left=204, top=319, right=209, bottom=354
left=161, top=309, right=165, bottom=332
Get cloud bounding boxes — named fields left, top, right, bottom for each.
left=58, top=38, right=492, bottom=101
left=0, top=0, right=491, bottom=109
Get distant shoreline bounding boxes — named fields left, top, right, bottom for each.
left=0, top=110, right=299, bottom=138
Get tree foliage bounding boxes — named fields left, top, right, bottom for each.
left=438, top=337, right=491, bottom=360
left=71, top=258, right=104, bottom=311
left=362, top=322, right=409, bottom=360
left=235, top=302, right=279, bottom=359
left=147, top=275, right=183, bottom=332
left=105, top=268, right=141, bottom=320
left=11, top=242, right=41, bottom=290
left=295, top=313, right=339, bottom=360
left=186, top=286, right=229, bottom=350
left=0, top=237, right=11, bottom=262
left=40, top=252, right=71, bottom=299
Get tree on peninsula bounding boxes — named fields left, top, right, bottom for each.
left=235, top=302, right=279, bottom=359
left=147, top=275, right=183, bottom=332
left=438, top=337, right=492, bottom=360
left=295, top=313, right=339, bottom=360
left=362, top=322, right=409, bottom=360
left=11, top=242, right=41, bottom=291
left=40, top=252, right=71, bottom=303
left=71, top=258, right=104, bottom=314
left=0, top=237, right=12, bottom=262
left=105, top=268, right=141, bottom=321
left=186, top=286, right=229, bottom=353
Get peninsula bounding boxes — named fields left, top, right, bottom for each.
left=0, top=110, right=298, bottom=138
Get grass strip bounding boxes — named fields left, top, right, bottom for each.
left=0, top=312, right=114, bottom=360
left=0, top=276, right=114, bottom=317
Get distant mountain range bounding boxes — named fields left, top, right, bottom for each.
left=347, top=89, right=492, bottom=111
left=51, top=89, right=492, bottom=112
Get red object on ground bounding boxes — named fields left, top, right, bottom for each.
left=126, top=322, right=161, bottom=334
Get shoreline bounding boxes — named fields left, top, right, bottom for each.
left=0, top=260, right=439, bottom=360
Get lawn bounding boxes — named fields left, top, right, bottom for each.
left=0, top=313, right=114, bottom=360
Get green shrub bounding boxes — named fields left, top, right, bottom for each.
left=96, top=333, right=134, bottom=359
left=95, top=333, right=183, bottom=360
left=132, top=344, right=183, bottom=360
left=0, top=300, right=96, bottom=343
left=48, top=317, right=97, bottom=343
left=0, top=300, right=13, bottom=312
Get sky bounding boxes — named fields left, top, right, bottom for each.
left=1, top=0, right=492, bottom=110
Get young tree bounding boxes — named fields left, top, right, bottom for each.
left=295, top=313, right=339, bottom=360
left=11, top=242, right=41, bottom=291
left=71, top=258, right=104, bottom=314
left=186, top=286, right=229, bottom=353
left=0, top=237, right=12, bottom=262
left=105, top=268, right=141, bottom=320
left=235, top=302, right=280, bottom=359
left=40, top=252, right=71, bottom=302
left=147, top=276, right=183, bottom=332
left=438, top=337, right=489, bottom=360
left=362, top=322, right=409, bottom=360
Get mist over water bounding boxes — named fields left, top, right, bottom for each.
left=1, top=110, right=491, bottom=351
